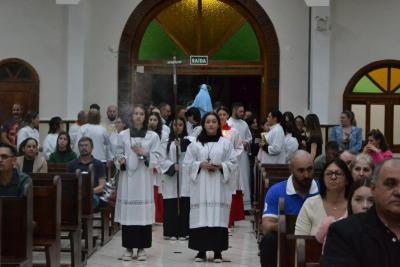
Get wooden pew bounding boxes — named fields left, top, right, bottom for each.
left=47, top=163, right=67, bottom=173
left=0, top=184, right=33, bottom=267
left=0, top=199, right=2, bottom=264
left=31, top=172, right=83, bottom=267
left=295, top=236, right=322, bottom=267
left=80, top=167, right=98, bottom=257
left=277, top=197, right=298, bottom=267
left=32, top=175, right=61, bottom=267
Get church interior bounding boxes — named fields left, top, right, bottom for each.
left=1, top=0, right=400, bottom=266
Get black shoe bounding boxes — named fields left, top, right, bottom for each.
left=214, top=252, right=223, bottom=263
left=194, top=251, right=206, bottom=262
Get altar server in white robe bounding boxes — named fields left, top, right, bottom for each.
left=148, top=111, right=169, bottom=223
left=227, top=102, right=252, bottom=210
left=160, top=117, right=194, bottom=240
left=257, top=110, right=286, bottom=164
left=283, top=121, right=299, bottom=163
left=75, top=109, right=112, bottom=162
left=183, top=112, right=238, bottom=263
left=109, top=117, right=126, bottom=158
left=114, top=105, right=161, bottom=261
left=217, top=106, right=245, bottom=227
left=185, top=107, right=202, bottom=138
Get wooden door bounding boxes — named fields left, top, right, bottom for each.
left=0, top=59, right=39, bottom=125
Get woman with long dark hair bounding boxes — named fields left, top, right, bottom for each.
left=48, top=131, right=77, bottom=163
left=160, top=117, right=193, bottom=240
left=362, top=128, right=393, bottom=164
left=148, top=111, right=168, bottom=224
left=305, top=113, right=323, bottom=160
left=183, top=112, right=238, bottom=263
left=115, top=105, right=161, bottom=261
left=43, top=116, right=63, bottom=160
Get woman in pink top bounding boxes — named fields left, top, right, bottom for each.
left=362, top=129, right=393, bottom=165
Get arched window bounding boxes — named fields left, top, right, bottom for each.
left=344, top=60, right=400, bottom=152
left=0, top=58, right=39, bottom=125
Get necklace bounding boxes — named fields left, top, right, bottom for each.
left=206, top=142, right=216, bottom=162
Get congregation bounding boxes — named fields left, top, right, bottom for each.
left=0, top=96, right=399, bottom=266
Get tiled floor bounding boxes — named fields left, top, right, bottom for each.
left=86, top=219, right=260, bottom=267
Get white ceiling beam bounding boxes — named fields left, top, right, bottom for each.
left=56, top=0, right=81, bottom=5
left=304, top=0, right=330, bottom=7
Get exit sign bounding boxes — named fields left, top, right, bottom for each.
left=190, top=55, right=208, bottom=65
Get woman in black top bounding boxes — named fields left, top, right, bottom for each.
left=305, top=113, right=323, bottom=160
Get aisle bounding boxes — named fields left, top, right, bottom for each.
left=86, top=218, right=260, bottom=267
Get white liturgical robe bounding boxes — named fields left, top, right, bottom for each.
left=257, top=123, right=286, bottom=164
left=114, top=129, right=161, bottom=225
left=183, top=137, right=238, bottom=228
left=227, top=117, right=252, bottom=210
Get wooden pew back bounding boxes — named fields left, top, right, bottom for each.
left=47, top=163, right=67, bottom=173
left=277, top=197, right=298, bottom=267
left=296, top=237, right=322, bottom=267
left=31, top=171, right=82, bottom=230
left=0, top=184, right=33, bottom=265
left=32, top=176, right=61, bottom=244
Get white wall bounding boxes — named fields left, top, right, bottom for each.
left=329, top=0, right=400, bottom=123
left=0, top=0, right=68, bottom=120
left=258, top=0, right=310, bottom=116
left=82, top=0, right=140, bottom=118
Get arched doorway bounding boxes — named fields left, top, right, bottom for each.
left=118, top=0, right=279, bottom=117
left=343, top=60, right=400, bottom=152
left=0, top=58, right=39, bottom=125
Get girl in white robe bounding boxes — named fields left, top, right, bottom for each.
left=115, top=105, right=161, bottom=261
left=183, top=112, right=238, bottom=263
left=160, top=117, right=194, bottom=240
left=217, top=106, right=245, bottom=228
left=148, top=112, right=169, bottom=223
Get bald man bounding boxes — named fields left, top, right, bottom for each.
left=103, top=105, right=118, bottom=135
left=259, top=150, right=319, bottom=267
left=321, top=158, right=400, bottom=267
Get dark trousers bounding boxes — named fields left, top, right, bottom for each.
left=259, top=232, right=277, bottom=267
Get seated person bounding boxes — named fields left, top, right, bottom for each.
left=321, top=158, right=400, bottom=266
left=362, top=129, right=393, bottom=165
left=339, top=150, right=356, bottom=169
left=350, top=153, right=374, bottom=181
left=67, top=136, right=106, bottom=209
left=314, top=141, right=339, bottom=170
left=48, top=131, right=78, bottom=163
left=259, top=150, right=319, bottom=267
left=295, top=158, right=353, bottom=240
left=0, top=143, right=32, bottom=196
left=347, top=177, right=374, bottom=215
left=16, top=137, right=47, bottom=173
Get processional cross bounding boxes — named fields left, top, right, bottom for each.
left=166, top=56, right=183, bottom=215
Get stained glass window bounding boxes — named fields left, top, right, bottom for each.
left=138, top=0, right=261, bottom=61
left=352, top=67, right=400, bottom=94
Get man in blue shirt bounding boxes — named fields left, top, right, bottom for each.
left=67, top=136, right=106, bottom=209
left=259, top=150, right=319, bottom=267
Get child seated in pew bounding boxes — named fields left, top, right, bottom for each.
left=48, top=131, right=78, bottom=163
left=16, top=137, right=47, bottom=173
left=0, top=143, right=32, bottom=196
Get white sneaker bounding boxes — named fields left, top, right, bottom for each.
left=137, top=248, right=147, bottom=261
left=178, top=237, right=187, bottom=241
left=169, top=237, right=177, bottom=241
left=121, top=249, right=133, bottom=261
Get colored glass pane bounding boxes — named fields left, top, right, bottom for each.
left=211, top=22, right=261, bottom=61
left=390, top=68, right=400, bottom=92
left=155, top=0, right=245, bottom=55
left=138, top=20, right=187, bottom=61
left=353, top=76, right=383, bottom=93
left=368, top=68, right=388, bottom=91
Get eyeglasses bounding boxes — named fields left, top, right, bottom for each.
left=325, top=171, right=344, bottom=178
left=0, top=154, right=14, bottom=160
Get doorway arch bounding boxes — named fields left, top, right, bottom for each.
left=118, top=0, right=279, bottom=117
left=0, top=58, right=39, bottom=125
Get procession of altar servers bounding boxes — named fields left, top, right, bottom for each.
left=112, top=105, right=253, bottom=261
